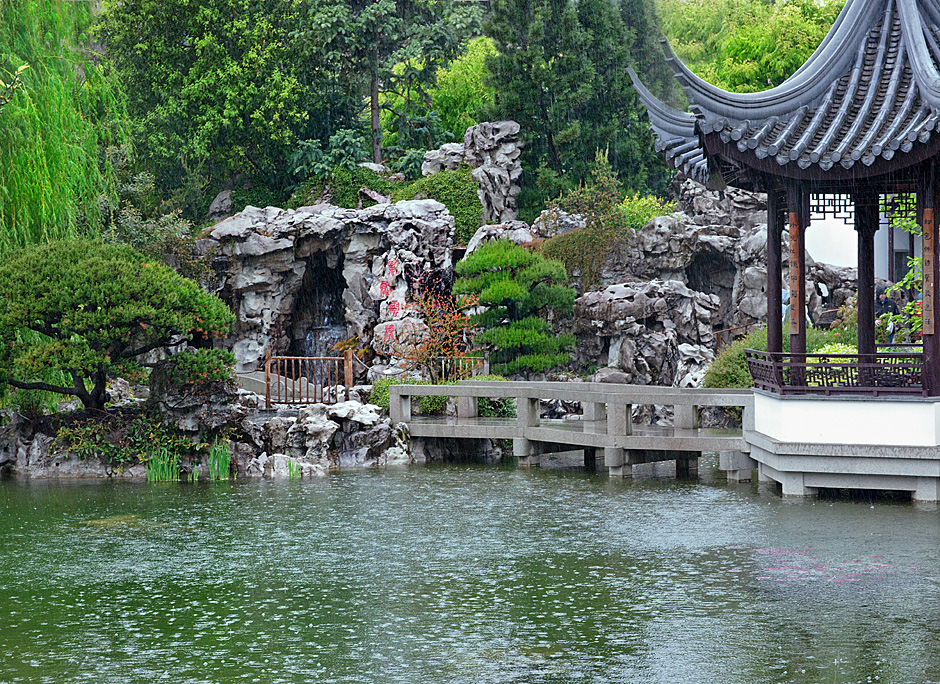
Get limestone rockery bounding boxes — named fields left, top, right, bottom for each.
left=204, top=200, right=455, bottom=373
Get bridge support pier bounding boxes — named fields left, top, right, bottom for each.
left=605, top=448, right=631, bottom=477
left=514, top=396, right=541, bottom=468
left=720, top=451, right=756, bottom=482
left=675, top=455, right=699, bottom=479
left=605, top=403, right=632, bottom=477
left=584, top=447, right=597, bottom=471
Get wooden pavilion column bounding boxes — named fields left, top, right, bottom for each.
left=766, top=187, right=784, bottom=354
left=786, top=184, right=808, bottom=357
left=855, top=189, right=878, bottom=362
left=922, top=165, right=940, bottom=395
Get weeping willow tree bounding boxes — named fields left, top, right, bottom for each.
left=0, top=0, right=129, bottom=252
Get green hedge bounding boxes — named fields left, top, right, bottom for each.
left=288, top=165, right=482, bottom=245
left=391, top=166, right=482, bottom=245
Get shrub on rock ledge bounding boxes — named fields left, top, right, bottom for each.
left=454, top=239, right=575, bottom=375
left=0, top=239, right=235, bottom=411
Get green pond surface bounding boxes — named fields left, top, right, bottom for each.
left=1, top=461, right=939, bottom=684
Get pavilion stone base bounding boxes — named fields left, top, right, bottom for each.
left=744, top=392, right=940, bottom=501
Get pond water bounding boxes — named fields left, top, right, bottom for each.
left=1, top=461, right=940, bottom=684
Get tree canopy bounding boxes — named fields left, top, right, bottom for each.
left=658, top=0, right=845, bottom=92
left=0, top=240, right=234, bottom=410
left=484, top=0, right=673, bottom=219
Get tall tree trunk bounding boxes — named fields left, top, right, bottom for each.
left=371, top=73, right=382, bottom=165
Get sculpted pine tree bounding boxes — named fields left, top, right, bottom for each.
left=0, top=240, right=235, bottom=410
left=454, top=240, right=576, bottom=375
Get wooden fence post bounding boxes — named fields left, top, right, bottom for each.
left=265, top=348, right=271, bottom=409
left=344, top=350, right=354, bottom=401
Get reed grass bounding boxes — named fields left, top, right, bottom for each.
left=146, top=447, right=179, bottom=482
left=287, top=458, right=300, bottom=480
left=208, top=441, right=231, bottom=480
left=0, top=0, right=130, bottom=253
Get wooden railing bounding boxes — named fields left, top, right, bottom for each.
left=265, top=350, right=354, bottom=406
left=745, top=349, right=926, bottom=397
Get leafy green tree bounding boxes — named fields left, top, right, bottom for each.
left=454, top=240, right=576, bottom=375
left=296, top=0, right=481, bottom=164
left=0, top=2, right=128, bottom=252
left=484, top=0, right=671, bottom=219
left=0, top=240, right=235, bottom=410
left=97, top=0, right=358, bottom=214
left=430, top=36, right=497, bottom=142
left=659, top=0, right=844, bottom=92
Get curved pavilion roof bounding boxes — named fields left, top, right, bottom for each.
left=631, top=0, right=940, bottom=189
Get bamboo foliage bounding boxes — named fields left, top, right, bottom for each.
left=0, top=0, right=130, bottom=252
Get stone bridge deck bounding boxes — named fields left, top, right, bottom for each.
left=391, top=381, right=754, bottom=477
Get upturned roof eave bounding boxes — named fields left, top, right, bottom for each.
left=663, top=0, right=887, bottom=122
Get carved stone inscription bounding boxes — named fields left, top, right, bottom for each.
left=789, top=212, right=800, bottom=334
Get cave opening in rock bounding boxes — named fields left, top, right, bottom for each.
left=288, top=250, right=347, bottom=358
left=685, top=253, right=735, bottom=324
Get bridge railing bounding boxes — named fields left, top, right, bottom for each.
left=265, top=350, right=354, bottom=406
left=390, top=379, right=751, bottom=434
left=389, top=381, right=754, bottom=475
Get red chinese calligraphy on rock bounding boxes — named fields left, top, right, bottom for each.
left=384, top=323, right=395, bottom=341
left=389, top=300, right=400, bottom=317
left=379, top=280, right=390, bottom=297
left=388, top=259, right=398, bottom=278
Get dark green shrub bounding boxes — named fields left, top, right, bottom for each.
left=471, top=373, right=516, bottom=417
left=52, top=409, right=201, bottom=469
left=455, top=241, right=576, bottom=375
left=391, top=166, right=482, bottom=245
left=287, top=166, right=395, bottom=210
left=541, top=152, right=674, bottom=286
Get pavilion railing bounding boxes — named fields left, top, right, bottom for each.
left=265, top=350, right=354, bottom=406
left=744, top=349, right=926, bottom=397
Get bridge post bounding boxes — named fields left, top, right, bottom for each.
left=390, top=388, right=411, bottom=424
left=514, top=396, right=540, bottom=467
left=456, top=395, right=478, bottom=420
left=583, top=402, right=606, bottom=422
left=606, top=403, right=632, bottom=477
left=674, top=404, right=700, bottom=478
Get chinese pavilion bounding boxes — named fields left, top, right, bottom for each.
left=631, top=0, right=940, bottom=396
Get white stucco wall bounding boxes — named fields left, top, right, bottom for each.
left=753, top=392, right=940, bottom=446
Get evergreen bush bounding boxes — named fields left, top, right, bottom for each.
left=455, top=240, right=576, bottom=375
left=391, top=166, right=482, bottom=245
left=0, top=240, right=234, bottom=410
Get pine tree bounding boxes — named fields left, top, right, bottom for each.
left=454, top=240, right=576, bottom=375
left=483, top=0, right=671, bottom=217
